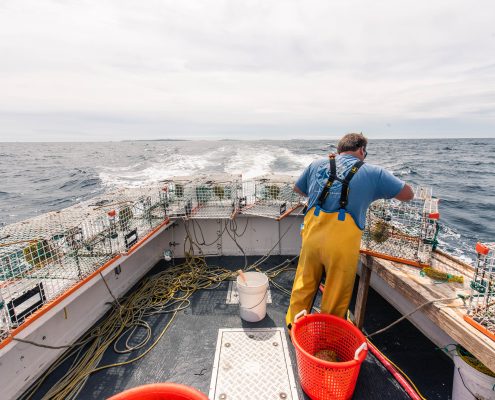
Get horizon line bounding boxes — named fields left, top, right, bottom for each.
left=1, top=136, right=494, bottom=143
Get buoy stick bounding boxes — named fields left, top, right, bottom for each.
left=237, top=269, right=248, bottom=286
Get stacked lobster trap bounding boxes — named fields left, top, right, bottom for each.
left=0, top=175, right=307, bottom=339
left=361, top=186, right=440, bottom=267
left=465, top=242, right=495, bottom=341
left=95, top=185, right=168, bottom=251
left=0, top=213, right=110, bottom=338
left=0, top=186, right=168, bottom=338
left=239, top=175, right=306, bottom=220
left=160, top=175, right=241, bottom=219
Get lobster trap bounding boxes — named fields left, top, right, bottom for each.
left=0, top=186, right=169, bottom=338
left=160, top=177, right=195, bottom=218
left=161, top=175, right=241, bottom=219
left=465, top=242, right=495, bottom=341
left=0, top=216, right=112, bottom=336
left=239, top=175, right=305, bottom=220
left=95, top=186, right=168, bottom=251
left=361, top=186, right=440, bottom=267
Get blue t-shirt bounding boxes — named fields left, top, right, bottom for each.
left=295, top=154, right=405, bottom=230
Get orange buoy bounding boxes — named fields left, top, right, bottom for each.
left=107, top=383, right=209, bottom=400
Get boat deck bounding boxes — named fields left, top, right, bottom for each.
left=27, top=256, right=453, bottom=400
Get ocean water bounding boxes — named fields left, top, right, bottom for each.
left=1, top=138, right=494, bottom=263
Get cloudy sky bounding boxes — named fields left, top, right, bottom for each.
left=1, top=0, right=494, bottom=141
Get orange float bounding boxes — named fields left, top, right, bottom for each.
left=108, top=383, right=209, bottom=400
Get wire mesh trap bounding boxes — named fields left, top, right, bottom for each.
left=0, top=174, right=306, bottom=340
left=465, top=242, right=495, bottom=341
left=0, top=185, right=168, bottom=339
left=161, top=175, right=241, bottom=219
left=239, top=175, right=305, bottom=220
left=361, top=186, right=440, bottom=267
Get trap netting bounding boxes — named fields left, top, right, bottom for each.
left=161, top=175, right=241, bottom=219
left=0, top=185, right=167, bottom=338
left=361, top=186, right=440, bottom=267
left=466, top=242, right=495, bottom=340
left=239, top=175, right=306, bottom=219
left=0, top=174, right=306, bottom=339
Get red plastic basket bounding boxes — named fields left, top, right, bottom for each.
left=107, top=383, right=209, bottom=400
left=292, top=311, right=368, bottom=400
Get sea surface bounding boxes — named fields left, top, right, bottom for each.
left=1, top=138, right=494, bottom=263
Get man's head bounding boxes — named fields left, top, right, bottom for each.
left=337, top=133, right=368, bottom=153
left=337, top=133, right=368, bottom=160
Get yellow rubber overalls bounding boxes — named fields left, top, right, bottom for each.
left=286, top=155, right=364, bottom=327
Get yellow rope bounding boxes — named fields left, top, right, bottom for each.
left=19, top=253, right=241, bottom=400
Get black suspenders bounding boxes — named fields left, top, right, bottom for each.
left=315, top=153, right=364, bottom=220
left=339, top=160, right=364, bottom=209
left=317, top=154, right=338, bottom=206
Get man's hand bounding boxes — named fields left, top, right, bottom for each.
left=395, top=184, right=414, bottom=201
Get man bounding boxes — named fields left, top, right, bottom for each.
left=286, top=133, right=413, bottom=329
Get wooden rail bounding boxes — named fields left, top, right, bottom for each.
left=353, top=250, right=495, bottom=372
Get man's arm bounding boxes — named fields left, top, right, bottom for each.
left=394, top=184, right=414, bottom=201
left=294, top=185, right=307, bottom=197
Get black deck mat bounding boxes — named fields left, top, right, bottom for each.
left=27, top=255, right=453, bottom=399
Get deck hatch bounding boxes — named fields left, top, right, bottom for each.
left=209, top=328, right=299, bottom=400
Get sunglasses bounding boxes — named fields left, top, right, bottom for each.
left=363, top=148, right=367, bottom=159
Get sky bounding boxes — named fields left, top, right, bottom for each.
left=1, top=0, right=495, bottom=141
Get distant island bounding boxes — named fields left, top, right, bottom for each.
left=122, top=139, right=190, bottom=142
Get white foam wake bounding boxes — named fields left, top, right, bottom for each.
left=98, top=143, right=320, bottom=186
left=98, top=151, right=223, bottom=187
left=223, top=145, right=277, bottom=179
left=224, top=145, right=319, bottom=179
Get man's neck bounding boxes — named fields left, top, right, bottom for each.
left=340, top=150, right=364, bottom=161
left=339, top=151, right=361, bottom=158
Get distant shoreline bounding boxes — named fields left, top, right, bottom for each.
left=122, top=139, right=190, bottom=142
left=0, top=137, right=494, bottom=144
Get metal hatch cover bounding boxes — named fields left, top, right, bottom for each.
left=209, top=328, right=299, bottom=400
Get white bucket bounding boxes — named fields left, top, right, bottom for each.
left=452, top=349, right=495, bottom=400
left=236, top=272, right=269, bottom=322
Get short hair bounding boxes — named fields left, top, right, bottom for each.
left=337, top=133, right=368, bottom=154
